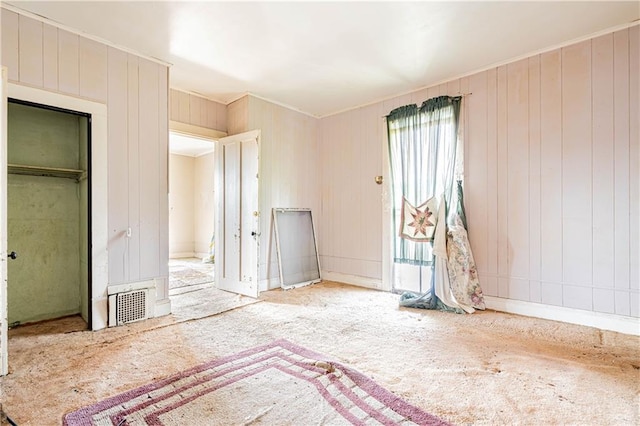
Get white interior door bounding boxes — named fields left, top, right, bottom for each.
left=1, top=67, right=9, bottom=376
left=215, top=130, right=260, bottom=297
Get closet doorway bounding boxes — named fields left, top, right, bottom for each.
left=6, top=99, right=90, bottom=329
left=168, top=131, right=215, bottom=296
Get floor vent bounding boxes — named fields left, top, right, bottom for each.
left=119, top=289, right=148, bottom=323
left=108, top=289, right=150, bottom=326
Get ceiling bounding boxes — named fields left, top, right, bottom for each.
left=169, top=132, right=214, bottom=157
left=5, top=1, right=639, bottom=117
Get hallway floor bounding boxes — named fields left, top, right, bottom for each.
left=1, top=281, right=638, bottom=425
left=168, top=257, right=215, bottom=294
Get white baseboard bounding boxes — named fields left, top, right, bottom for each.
left=321, top=271, right=383, bottom=290
left=107, top=279, right=156, bottom=295
left=317, top=272, right=638, bottom=335
left=169, top=252, right=196, bottom=259
left=484, top=296, right=639, bottom=336
left=154, top=298, right=172, bottom=317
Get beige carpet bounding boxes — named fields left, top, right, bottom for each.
left=1, top=281, right=638, bottom=425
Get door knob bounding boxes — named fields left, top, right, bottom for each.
left=8, top=251, right=17, bottom=260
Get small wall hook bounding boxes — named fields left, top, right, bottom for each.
left=374, top=176, right=383, bottom=185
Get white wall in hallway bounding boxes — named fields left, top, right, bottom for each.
left=169, top=154, right=195, bottom=257
left=194, top=152, right=215, bottom=258
left=168, top=151, right=215, bottom=259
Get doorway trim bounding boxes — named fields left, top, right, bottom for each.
left=169, top=120, right=227, bottom=141
left=8, top=97, right=93, bottom=327
left=5, top=83, right=109, bottom=332
left=1, top=67, right=8, bottom=376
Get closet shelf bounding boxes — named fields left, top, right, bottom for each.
left=8, top=164, right=87, bottom=181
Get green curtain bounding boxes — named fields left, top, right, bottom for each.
left=456, top=179, right=468, bottom=230
left=387, top=96, right=461, bottom=265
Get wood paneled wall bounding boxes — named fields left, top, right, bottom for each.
left=319, top=26, right=639, bottom=317
left=465, top=27, right=638, bottom=316
left=2, top=10, right=170, bottom=296
left=319, top=103, right=386, bottom=282
left=227, top=96, right=249, bottom=135
left=249, top=96, right=320, bottom=288
left=169, top=89, right=227, bottom=132
left=227, top=95, right=320, bottom=288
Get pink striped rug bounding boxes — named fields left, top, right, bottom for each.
left=64, top=339, right=449, bottom=425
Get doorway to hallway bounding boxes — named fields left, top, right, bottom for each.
left=168, top=132, right=215, bottom=299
